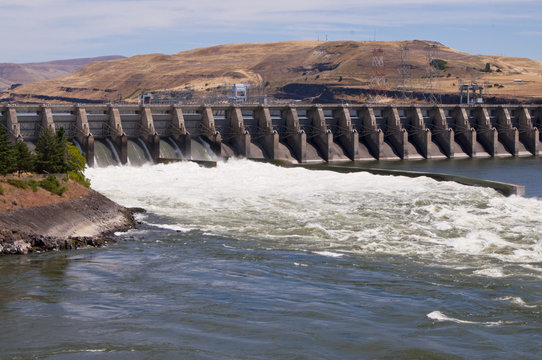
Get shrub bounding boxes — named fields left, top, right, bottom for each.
left=0, top=183, right=4, bottom=195
left=69, top=171, right=91, bottom=188
left=39, top=175, right=66, bottom=196
left=481, top=62, right=492, bottom=73
left=27, top=179, right=38, bottom=192
left=7, top=178, right=28, bottom=190
left=431, top=59, right=448, bottom=70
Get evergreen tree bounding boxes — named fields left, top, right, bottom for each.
left=483, top=62, right=492, bottom=73
left=13, top=140, right=34, bottom=176
left=0, top=124, right=15, bottom=175
left=54, top=127, right=69, bottom=173
left=34, top=126, right=59, bottom=173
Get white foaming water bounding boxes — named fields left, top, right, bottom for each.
left=86, top=159, right=542, bottom=277
left=104, top=138, right=121, bottom=164
left=427, top=311, right=504, bottom=327
left=313, top=251, right=344, bottom=258
left=497, top=297, right=538, bottom=308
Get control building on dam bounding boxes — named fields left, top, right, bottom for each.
left=1, top=103, right=541, bottom=166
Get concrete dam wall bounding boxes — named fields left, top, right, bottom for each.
left=1, top=103, right=541, bottom=166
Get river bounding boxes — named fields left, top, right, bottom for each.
left=1, top=159, right=541, bottom=359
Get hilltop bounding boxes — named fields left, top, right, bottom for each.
left=0, top=55, right=125, bottom=91
left=2, top=41, right=542, bottom=104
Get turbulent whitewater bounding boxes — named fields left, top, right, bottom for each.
left=2, top=159, right=541, bottom=359
left=87, top=159, right=542, bottom=279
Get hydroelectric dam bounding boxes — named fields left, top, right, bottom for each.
left=1, top=103, right=541, bottom=166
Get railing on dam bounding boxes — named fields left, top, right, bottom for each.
left=1, top=103, right=541, bottom=166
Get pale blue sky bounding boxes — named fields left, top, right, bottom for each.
left=1, top=0, right=540, bottom=63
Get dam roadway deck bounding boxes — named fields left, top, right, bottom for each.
left=1, top=103, right=541, bottom=166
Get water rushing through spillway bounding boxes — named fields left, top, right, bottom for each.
left=87, top=160, right=542, bottom=279
left=2, top=160, right=541, bottom=359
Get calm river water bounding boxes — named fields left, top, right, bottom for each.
left=1, top=159, right=541, bottom=359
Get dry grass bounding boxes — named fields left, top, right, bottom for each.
left=4, top=40, right=542, bottom=103
left=0, top=175, right=90, bottom=211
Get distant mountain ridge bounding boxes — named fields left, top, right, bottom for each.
left=0, top=55, right=125, bottom=90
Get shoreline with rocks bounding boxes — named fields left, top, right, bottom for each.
left=0, top=190, right=136, bottom=255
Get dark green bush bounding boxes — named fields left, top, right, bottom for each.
left=481, top=62, right=492, bottom=73
left=28, top=179, right=39, bottom=192
left=431, top=59, right=448, bottom=70
left=39, top=175, right=66, bottom=196
left=7, top=178, right=29, bottom=190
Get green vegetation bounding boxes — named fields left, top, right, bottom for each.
left=69, top=171, right=91, bottom=188
left=0, top=124, right=15, bottom=176
left=0, top=124, right=90, bottom=190
left=0, top=183, right=4, bottom=195
left=481, top=62, right=492, bottom=73
left=125, top=88, right=141, bottom=99
left=431, top=59, right=448, bottom=71
left=13, top=140, right=34, bottom=176
left=39, top=175, right=66, bottom=196
left=7, top=178, right=28, bottom=190
left=5, top=178, right=39, bottom=192
left=35, top=127, right=69, bottom=174
left=28, top=179, right=38, bottom=192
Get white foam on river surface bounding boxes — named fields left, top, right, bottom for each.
left=427, top=311, right=505, bottom=327
left=86, top=159, right=542, bottom=278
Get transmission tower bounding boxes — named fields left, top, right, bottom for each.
left=398, top=44, right=413, bottom=101
left=370, top=48, right=386, bottom=103
left=425, top=43, right=441, bottom=103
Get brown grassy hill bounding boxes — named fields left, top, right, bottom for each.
left=0, top=176, right=89, bottom=211
left=0, top=55, right=125, bottom=91
left=3, top=41, right=542, bottom=104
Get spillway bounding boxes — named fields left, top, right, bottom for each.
left=2, top=103, right=541, bottom=165
left=159, top=138, right=184, bottom=160
left=127, top=139, right=153, bottom=166
left=94, top=139, right=119, bottom=167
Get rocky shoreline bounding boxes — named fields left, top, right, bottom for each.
left=0, top=190, right=135, bottom=255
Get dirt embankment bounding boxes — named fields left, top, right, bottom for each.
left=0, top=178, right=135, bottom=255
